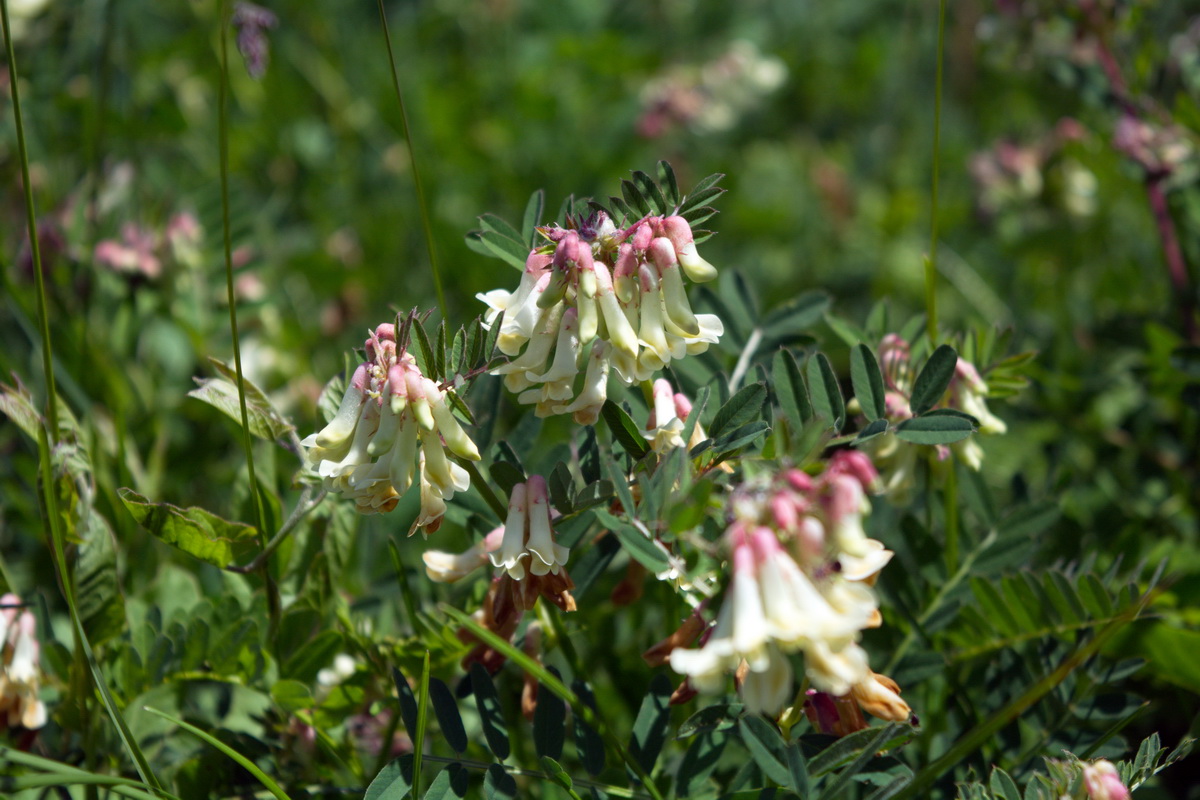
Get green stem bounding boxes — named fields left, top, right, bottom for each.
left=376, top=0, right=447, bottom=320
left=217, top=0, right=278, bottom=630
left=443, top=604, right=668, bottom=800
left=894, top=602, right=1149, bottom=798
left=412, top=650, right=431, bottom=800
left=225, top=487, right=327, bottom=573
left=2, top=0, right=58, bottom=437
left=924, top=0, right=947, bottom=344
left=943, top=453, right=958, bottom=574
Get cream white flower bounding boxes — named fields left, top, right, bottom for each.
left=0, top=594, right=47, bottom=731
left=479, top=211, right=724, bottom=417
left=303, top=323, right=480, bottom=532
left=488, top=476, right=571, bottom=582
left=645, top=378, right=686, bottom=453
left=423, top=526, right=506, bottom=583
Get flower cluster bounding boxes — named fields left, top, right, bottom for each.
left=863, top=334, right=1008, bottom=500
left=302, top=323, right=480, bottom=532
left=665, top=452, right=909, bottom=721
left=0, top=593, right=47, bottom=732
left=423, top=476, right=575, bottom=672
left=1082, top=759, right=1131, bottom=800
left=478, top=212, right=723, bottom=421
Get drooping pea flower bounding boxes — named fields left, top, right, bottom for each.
left=667, top=454, right=909, bottom=720
left=302, top=323, right=480, bottom=534
left=0, top=593, right=47, bottom=731
left=479, top=212, right=723, bottom=421
left=435, top=476, right=575, bottom=674
left=857, top=333, right=1008, bottom=500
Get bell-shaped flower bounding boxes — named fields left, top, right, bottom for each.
left=849, top=671, right=910, bottom=722
left=953, top=359, right=1006, bottom=435
left=660, top=215, right=718, bottom=282
left=524, top=476, right=570, bottom=576
left=559, top=340, right=610, bottom=425
left=477, top=205, right=726, bottom=419
left=424, top=526, right=506, bottom=583
left=303, top=323, right=479, bottom=531
left=0, top=595, right=47, bottom=731
left=491, top=482, right=530, bottom=580
left=737, top=642, right=794, bottom=716
left=645, top=378, right=686, bottom=452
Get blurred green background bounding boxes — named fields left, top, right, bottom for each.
left=3, top=0, right=1200, bottom=795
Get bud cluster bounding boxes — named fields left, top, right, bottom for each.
left=0, top=593, right=47, bottom=731
left=302, top=323, right=480, bottom=532
left=478, top=212, right=723, bottom=422
left=665, top=452, right=909, bottom=720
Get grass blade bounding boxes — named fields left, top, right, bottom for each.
left=144, top=707, right=290, bottom=800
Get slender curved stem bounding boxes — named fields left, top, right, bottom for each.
left=376, top=0, right=447, bottom=320
left=925, top=0, right=947, bottom=344
left=3, top=0, right=58, bottom=437
left=226, top=487, right=328, bottom=573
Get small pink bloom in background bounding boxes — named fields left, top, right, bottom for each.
left=94, top=223, right=162, bottom=279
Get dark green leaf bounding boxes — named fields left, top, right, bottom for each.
left=909, top=344, right=958, bottom=415
left=484, top=764, right=517, bottom=800
left=818, top=724, right=904, bottom=798
left=807, top=353, right=845, bottom=431
left=680, top=184, right=726, bottom=215
left=117, top=488, right=258, bottom=568
left=490, top=461, right=526, bottom=497
left=271, top=679, right=314, bottom=713
left=709, top=383, right=767, bottom=439
left=602, top=400, right=650, bottom=460
left=632, top=170, right=668, bottom=215
left=990, top=767, right=1022, bottom=800
left=393, top=667, right=419, bottom=740
left=677, top=731, right=730, bottom=797
left=523, top=189, right=545, bottom=247
left=573, top=480, right=614, bottom=513
left=423, top=765, right=468, bottom=800
left=75, top=512, right=125, bottom=647
left=772, top=349, right=812, bottom=430
left=473, top=230, right=528, bottom=270
left=894, top=415, right=975, bottom=445
left=851, top=344, right=887, bottom=421
left=412, top=319, right=438, bottom=381
left=594, top=509, right=670, bottom=573
left=549, top=462, right=575, bottom=516
left=629, top=674, right=672, bottom=774
left=855, top=418, right=889, bottom=444
left=479, top=212, right=525, bottom=244
left=470, top=663, right=510, bottom=760
left=807, top=724, right=915, bottom=776
left=534, top=666, right=567, bottom=760
left=678, top=704, right=745, bottom=738
left=435, top=320, right=448, bottom=382
left=540, top=756, right=578, bottom=793
left=738, top=717, right=791, bottom=785
left=365, top=755, right=415, bottom=800
left=658, top=160, right=680, bottom=207
left=191, top=356, right=295, bottom=441
left=573, top=680, right=606, bottom=775
left=429, top=678, right=467, bottom=753
left=483, top=312, right=502, bottom=360
left=711, top=421, right=770, bottom=454
left=786, top=743, right=809, bottom=795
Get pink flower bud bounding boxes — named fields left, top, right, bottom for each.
left=632, top=222, right=653, bottom=251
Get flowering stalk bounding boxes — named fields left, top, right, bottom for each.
left=479, top=212, right=723, bottom=421
left=303, top=323, right=480, bottom=534
left=667, top=453, right=910, bottom=721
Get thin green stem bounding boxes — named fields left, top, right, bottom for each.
left=2, top=0, right=58, bottom=437
left=443, top=604, right=668, bottom=800
left=412, top=651, right=431, bottom=800
left=376, top=0, right=447, bottom=319
left=924, top=0, right=947, bottom=344
left=225, top=487, right=327, bottom=573
left=894, top=601, right=1150, bottom=798
left=217, top=0, right=277, bottom=629
left=943, top=453, right=958, bottom=574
